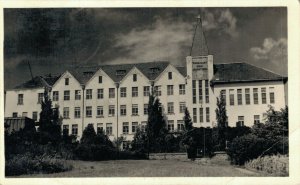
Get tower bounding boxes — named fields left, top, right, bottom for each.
left=186, top=15, right=214, bottom=127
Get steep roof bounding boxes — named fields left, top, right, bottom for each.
left=190, top=16, right=209, bottom=56
left=13, top=75, right=60, bottom=90
left=211, top=62, right=287, bottom=84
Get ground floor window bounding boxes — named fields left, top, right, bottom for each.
left=237, top=116, right=244, bottom=127
left=254, top=115, right=260, bottom=124
left=106, top=123, right=113, bottom=135
left=63, top=125, right=69, bottom=135
left=123, top=122, right=129, bottom=134
left=132, top=122, right=138, bottom=133
left=97, top=123, right=103, bottom=134
left=177, top=120, right=184, bottom=132
left=72, top=124, right=78, bottom=136
left=167, top=120, right=174, bottom=132
left=122, top=141, right=130, bottom=150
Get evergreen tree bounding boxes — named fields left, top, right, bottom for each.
left=146, top=93, right=167, bottom=152
left=38, top=88, right=62, bottom=144
left=183, top=108, right=193, bottom=131
left=215, top=94, right=228, bottom=150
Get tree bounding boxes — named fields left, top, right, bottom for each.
left=146, top=93, right=167, bottom=152
left=131, top=127, right=147, bottom=153
left=214, top=94, right=228, bottom=150
left=38, top=88, right=62, bottom=144
left=183, top=108, right=193, bottom=131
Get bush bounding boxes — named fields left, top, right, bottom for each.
left=245, top=155, right=288, bottom=176
left=6, top=153, right=72, bottom=176
left=227, top=134, right=266, bottom=165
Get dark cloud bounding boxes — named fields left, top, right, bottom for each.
left=4, top=8, right=287, bottom=89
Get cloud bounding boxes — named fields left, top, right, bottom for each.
left=111, top=17, right=194, bottom=65
left=250, top=37, right=287, bottom=75
left=201, top=8, right=239, bottom=38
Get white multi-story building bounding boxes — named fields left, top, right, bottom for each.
left=4, top=17, right=287, bottom=142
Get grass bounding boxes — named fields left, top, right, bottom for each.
left=16, top=158, right=264, bottom=177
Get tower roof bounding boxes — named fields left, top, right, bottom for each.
left=190, top=15, right=209, bottom=56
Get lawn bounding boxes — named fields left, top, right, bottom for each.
left=16, top=159, right=263, bottom=177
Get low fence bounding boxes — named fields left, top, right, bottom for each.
left=149, top=153, right=188, bottom=160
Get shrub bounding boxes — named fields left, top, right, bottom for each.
left=5, top=153, right=72, bottom=176
left=245, top=155, right=288, bottom=176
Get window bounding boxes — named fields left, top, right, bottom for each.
left=86, top=89, right=92, bottom=99
left=179, top=102, right=186, bottom=113
left=88, top=123, right=94, bottom=129
left=199, top=80, right=203, bottom=103
left=168, top=120, right=174, bottom=132
left=123, top=122, right=129, bottom=134
left=97, top=123, right=103, bottom=134
left=144, top=86, right=150, bottom=96
left=116, top=70, right=126, bottom=76
left=237, top=116, right=244, bottom=127
left=206, top=107, right=210, bottom=122
left=109, top=88, right=115, bottom=98
left=245, top=88, right=250, bottom=105
left=98, top=76, right=102, bottom=83
left=167, top=85, right=174, bottom=95
left=269, top=87, right=275, bottom=104
left=254, top=115, right=260, bottom=124
left=106, top=123, right=113, bottom=135
left=65, top=78, right=69, bottom=85
left=74, top=107, right=81, bottom=118
left=167, top=102, right=174, bottom=114
left=253, top=88, right=259, bottom=104
left=229, top=89, right=234, bottom=106
left=38, top=93, right=44, bottom=104
left=177, top=120, right=184, bottom=132
left=109, top=105, right=115, bottom=116
left=72, top=124, right=78, bottom=135
left=132, top=122, right=138, bottom=133
left=12, top=112, right=18, bottom=117
left=63, top=125, right=69, bottom=135
left=205, top=80, right=209, bottom=103
left=168, top=72, right=172, bottom=80
left=132, top=104, right=138, bottom=116
left=120, top=105, right=126, bottom=116
left=18, top=94, right=23, bottom=105
left=144, top=104, right=148, bottom=115
left=22, top=112, right=28, bottom=117
left=53, top=91, right=59, bottom=101
left=63, top=107, right=70, bottom=119
left=154, top=86, right=161, bottom=96
left=192, top=80, right=196, bottom=104
left=179, top=84, right=185, bottom=95
left=97, top=89, right=104, bottom=99
left=133, top=74, right=137, bottom=82
left=132, top=87, right=138, bottom=97
left=261, top=88, right=266, bottom=104
left=237, top=89, right=242, bottom=105
left=220, top=90, right=226, bottom=104
left=73, top=90, right=81, bottom=100
left=64, top=90, right=70, bottom=101
left=86, top=106, right=92, bottom=117
left=141, top=122, right=147, bottom=132
left=200, top=108, right=204, bottom=123
left=150, top=67, right=160, bottom=73
left=97, top=106, right=103, bottom=117
left=120, top=87, right=126, bottom=98
left=193, top=108, right=197, bottom=123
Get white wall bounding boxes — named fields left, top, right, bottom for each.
left=5, top=88, right=44, bottom=120
left=213, top=81, right=286, bottom=127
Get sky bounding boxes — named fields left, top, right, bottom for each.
left=4, top=8, right=287, bottom=89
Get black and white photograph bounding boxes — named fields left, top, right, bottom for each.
left=3, top=6, right=291, bottom=179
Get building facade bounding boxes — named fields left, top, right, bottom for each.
left=4, top=17, right=287, bottom=142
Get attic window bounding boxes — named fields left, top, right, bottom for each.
left=83, top=71, right=94, bottom=77
left=150, top=67, right=160, bottom=73
left=116, top=70, right=126, bottom=76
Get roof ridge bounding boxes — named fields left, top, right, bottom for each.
left=77, top=61, right=170, bottom=69
left=244, top=62, right=284, bottom=77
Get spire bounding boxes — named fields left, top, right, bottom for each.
left=190, top=14, right=209, bottom=56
